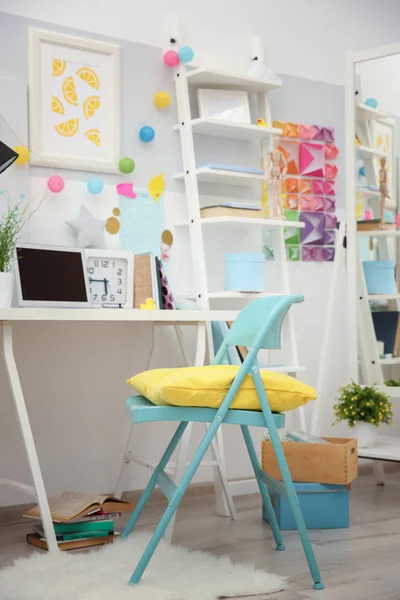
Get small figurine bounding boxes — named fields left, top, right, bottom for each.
left=379, top=156, right=390, bottom=229
left=267, top=136, right=287, bottom=219
left=140, top=297, right=156, bottom=310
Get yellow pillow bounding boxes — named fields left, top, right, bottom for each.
left=128, top=365, right=316, bottom=412
left=127, top=368, right=172, bottom=406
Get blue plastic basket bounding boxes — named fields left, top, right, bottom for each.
left=363, top=260, right=396, bottom=294
left=224, top=252, right=265, bottom=292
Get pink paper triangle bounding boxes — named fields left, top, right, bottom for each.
left=299, top=144, right=314, bottom=173
left=116, top=183, right=136, bottom=198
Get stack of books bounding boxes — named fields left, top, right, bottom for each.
left=24, top=491, right=135, bottom=551
left=134, top=253, right=175, bottom=310
left=200, top=201, right=262, bottom=219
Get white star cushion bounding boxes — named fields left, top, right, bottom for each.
left=66, top=205, right=106, bottom=249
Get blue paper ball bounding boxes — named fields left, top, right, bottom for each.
left=365, top=97, right=378, bottom=109
left=87, top=177, right=104, bottom=195
left=139, top=126, right=155, bottom=143
left=359, top=166, right=366, bottom=177
left=178, top=46, right=194, bottom=63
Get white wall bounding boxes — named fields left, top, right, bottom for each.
left=2, top=0, right=400, bottom=85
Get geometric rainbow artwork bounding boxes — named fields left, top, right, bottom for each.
left=277, top=121, right=339, bottom=262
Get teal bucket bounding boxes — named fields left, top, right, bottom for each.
left=363, top=260, right=396, bottom=294
left=224, top=252, right=265, bottom=292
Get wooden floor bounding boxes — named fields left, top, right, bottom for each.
left=1, top=467, right=400, bottom=599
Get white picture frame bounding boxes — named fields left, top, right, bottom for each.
left=14, top=243, right=91, bottom=308
left=84, top=249, right=134, bottom=309
left=197, top=88, right=251, bottom=123
left=28, top=28, right=121, bottom=173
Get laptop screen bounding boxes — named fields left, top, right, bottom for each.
left=16, top=246, right=88, bottom=303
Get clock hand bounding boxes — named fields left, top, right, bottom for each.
left=103, top=278, right=109, bottom=295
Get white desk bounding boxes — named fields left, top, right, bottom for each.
left=0, top=308, right=239, bottom=552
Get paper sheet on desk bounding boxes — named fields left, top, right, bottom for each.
left=119, top=188, right=165, bottom=257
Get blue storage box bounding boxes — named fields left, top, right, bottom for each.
left=263, top=482, right=349, bottom=530
left=224, top=252, right=265, bottom=292
left=363, top=260, right=396, bottom=294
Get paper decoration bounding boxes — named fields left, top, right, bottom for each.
left=325, top=163, right=338, bottom=179
left=302, top=246, right=324, bottom=261
left=284, top=194, right=299, bottom=210
left=299, top=143, right=324, bottom=177
left=324, top=230, right=336, bottom=245
left=325, top=214, right=337, bottom=229
left=272, top=120, right=287, bottom=133
left=119, top=188, right=165, bottom=256
left=300, top=196, right=324, bottom=212
left=284, top=210, right=301, bottom=245
left=300, top=124, right=317, bottom=140
left=325, top=143, right=339, bottom=160
left=148, top=173, right=165, bottom=202
left=300, top=179, right=312, bottom=194
left=284, top=178, right=299, bottom=193
left=116, top=183, right=136, bottom=198
left=106, top=207, right=121, bottom=234
left=312, top=179, right=324, bottom=195
left=300, top=212, right=325, bottom=246
left=286, top=122, right=300, bottom=138
left=66, top=204, right=105, bottom=248
left=279, top=141, right=299, bottom=175
left=323, top=247, right=335, bottom=261
left=324, top=180, right=336, bottom=195
left=324, top=197, right=336, bottom=212
left=286, top=245, right=301, bottom=261
left=313, top=126, right=335, bottom=143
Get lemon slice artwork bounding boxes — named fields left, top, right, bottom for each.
left=76, top=67, right=99, bottom=90
left=54, top=118, right=79, bottom=137
left=52, top=59, right=66, bottom=77
left=83, top=95, right=100, bottom=119
left=52, top=95, right=64, bottom=115
left=85, top=128, right=101, bottom=147
left=62, top=76, right=78, bottom=106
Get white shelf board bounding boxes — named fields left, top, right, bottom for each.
left=357, top=229, right=400, bottom=237
left=356, top=104, right=389, bottom=122
left=174, top=167, right=265, bottom=186
left=380, top=357, right=400, bottom=366
left=357, top=145, right=388, bottom=159
left=376, top=385, right=400, bottom=398
left=208, top=291, right=284, bottom=299
left=0, top=308, right=240, bottom=323
left=199, top=216, right=304, bottom=229
left=368, top=293, right=400, bottom=300
left=357, top=435, right=400, bottom=462
left=174, top=119, right=282, bottom=141
left=261, top=365, right=306, bottom=374
left=185, top=68, right=282, bottom=93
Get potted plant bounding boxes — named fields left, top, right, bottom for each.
left=333, top=381, right=394, bottom=448
left=0, top=192, right=31, bottom=308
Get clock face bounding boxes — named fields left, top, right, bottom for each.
left=86, top=256, right=128, bottom=306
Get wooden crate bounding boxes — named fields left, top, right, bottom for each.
left=261, top=437, right=358, bottom=485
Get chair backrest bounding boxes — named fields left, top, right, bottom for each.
left=213, top=294, right=304, bottom=365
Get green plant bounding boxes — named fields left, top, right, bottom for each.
left=0, top=190, right=41, bottom=273
left=385, top=378, right=400, bottom=387
left=333, top=381, right=394, bottom=428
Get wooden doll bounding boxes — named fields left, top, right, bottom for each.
left=379, top=156, right=390, bottom=229
left=267, top=136, right=287, bottom=219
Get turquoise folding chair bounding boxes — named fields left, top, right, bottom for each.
left=122, top=295, right=324, bottom=590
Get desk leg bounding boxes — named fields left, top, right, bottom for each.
left=2, top=322, right=58, bottom=553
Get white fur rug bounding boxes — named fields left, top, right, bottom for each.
left=0, top=533, right=286, bottom=600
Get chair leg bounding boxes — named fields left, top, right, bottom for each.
left=128, top=416, right=224, bottom=585
left=251, top=367, right=324, bottom=591
left=122, top=422, right=188, bottom=539
left=240, top=425, right=284, bottom=551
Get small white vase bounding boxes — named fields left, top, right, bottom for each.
left=353, top=422, right=378, bottom=449
left=0, top=272, right=14, bottom=308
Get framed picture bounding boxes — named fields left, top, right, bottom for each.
left=28, top=28, right=121, bottom=172
left=197, top=88, right=250, bottom=123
